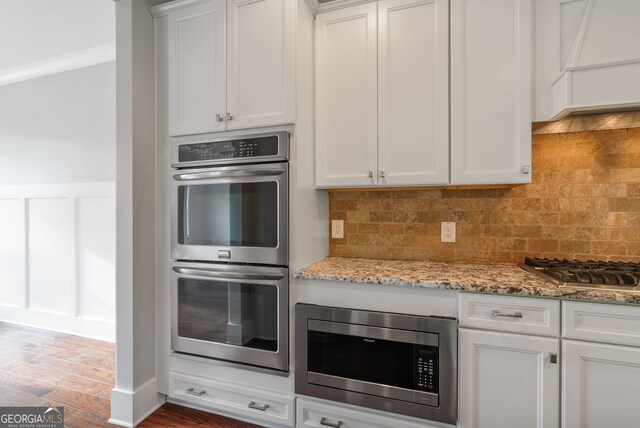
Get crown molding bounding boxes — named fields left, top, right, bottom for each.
left=0, top=43, right=116, bottom=88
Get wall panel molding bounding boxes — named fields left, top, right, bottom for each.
left=0, top=181, right=115, bottom=342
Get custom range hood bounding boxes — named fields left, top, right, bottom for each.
left=544, top=0, right=640, bottom=119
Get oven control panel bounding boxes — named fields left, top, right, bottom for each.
left=178, top=135, right=279, bottom=162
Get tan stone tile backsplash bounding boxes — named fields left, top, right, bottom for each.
left=329, top=128, right=640, bottom=263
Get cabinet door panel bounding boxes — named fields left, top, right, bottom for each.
left=459, top=329, right=559, bottom=428
left=168, top=0, right=226, bottom=136
left=450, top=0, right=532, bottom=185
left=226, top=0, right=294, bottom=130
left=378, top=0, right=449, bottom=186
left=315, top=4, right=378, bottom=188
left=563, top=340, right=640, bottom=428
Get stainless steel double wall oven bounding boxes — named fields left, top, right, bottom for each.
left=171, top=132, right=289, bottom=373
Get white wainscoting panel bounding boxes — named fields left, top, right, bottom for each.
left=0, top=198, right=25, bottom=308
left=28, top=198, right=74, bottom=315
left=77, top=197, right=116, bottom=322
left=0, top=182, right=115, bottom=341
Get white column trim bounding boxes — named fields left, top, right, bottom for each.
left=0, top=43, right=116, bottom=87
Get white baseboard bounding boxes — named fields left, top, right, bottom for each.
left=109, top=377, right=166, bottom=427
left=0, top=307, right=114, bottom=342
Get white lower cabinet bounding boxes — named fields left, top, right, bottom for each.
left=170, top=372, right=295, bottom=427
left=297, top=398, right=444, bottom=428
left=562, top=340, right=640, bottom=428
left=459, top=329, right=560, bottom=428
left=458, top=294, right=560, bottom=428
left=561, top=301, right=640, bottom=428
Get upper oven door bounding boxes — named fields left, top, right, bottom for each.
left=172, top=162, right=288, bottom=265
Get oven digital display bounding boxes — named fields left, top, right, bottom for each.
left=178, top=135, right=279, bottom=162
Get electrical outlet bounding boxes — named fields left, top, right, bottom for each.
left=441, top=222, right=456, bottom=243
left=332, top=220, right=344, bottom=239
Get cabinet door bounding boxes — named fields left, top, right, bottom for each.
left=563, top=340, right=640, bottom=428
left=459, top=329, right=559, bottom=428
left=226, top=0, right=294, bottom=130
left=450, top=0, right=532, bottom=185
left=378, top=0, right=449, bottom=186
left=315, top=3, right=378, bottom=188
left=168, top=0, right=226, bottom=136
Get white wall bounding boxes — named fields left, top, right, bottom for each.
left=0, top=0, right=115, bottom=72
left=0, top=1, right=116, bottom=342
left=0, top=62, right=116, bottom=185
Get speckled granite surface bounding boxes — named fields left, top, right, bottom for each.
left=295, top=257, right=640, bottom=305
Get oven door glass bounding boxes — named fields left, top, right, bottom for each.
left=178, top=182, right=277, bottom=248
left=171, top=263, right=288, bottom=372
left=172, top=163, right=288, bottom=265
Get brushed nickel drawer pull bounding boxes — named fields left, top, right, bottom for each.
left=186, top=387, right=205, bottom=396
left=491, top=310, right=523, bottom=319
left=248, top=401, right=269, bottom=411
left=320, top=417, right=344, bottom=428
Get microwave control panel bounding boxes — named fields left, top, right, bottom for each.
left=415, top=346, right=438, bottom=394
left=178, top=135, right=279, bottom=163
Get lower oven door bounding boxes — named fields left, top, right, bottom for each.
left=171, top=262, right=288, bottom=372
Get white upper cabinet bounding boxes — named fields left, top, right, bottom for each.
left=536, top=0, right=640, bottom=120
left=378, top=0, right=449, bottom=186
left=315, top=0, right=449, bottom=188
left=160, top=0, right=294, bottom=137
left=226, top=0, right=294, bottom=130
left=168, top=0, right=226, bottom=136
left=450, top=0, right=533, bottom=185
left=315, top=3, right=378, bottom=188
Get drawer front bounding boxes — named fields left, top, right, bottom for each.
left=170, top=373, right=294, bottom=426
left=459, top=293, right=560, bottom=336
left=563, top=301, right=640, bottom=347
left=296, top=398, right=443, bottom=428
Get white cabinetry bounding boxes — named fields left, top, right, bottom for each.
left=458, top=294, right=560, bottom=428
left=171, top=372, right=295, bottom=427
left=315, top=0, right=449, bottom=188
left=158, top=0, right=294, bottom=137
left=562, top=301, right=640, bottom=428
left=450, top=0, right=532, bottom=185
left=297, top=397, right=443, bottom=428
left=167, top=0, right=226, bottom=135
left=536, top=0, right=640, bottom=120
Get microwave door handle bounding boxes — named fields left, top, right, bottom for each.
left=173, top=169, right=285, bottom=181
left=172, top=266, right=285, bottom=281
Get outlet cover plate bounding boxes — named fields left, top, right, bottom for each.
left=332, top=220, right=344, bottom=239
left=441, top=222, right=456, bottom=243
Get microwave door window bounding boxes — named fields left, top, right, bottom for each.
left=308, top=331, right=416, bottom=390
left=178, top=182, right=278, bottom=247
left=177, top=278, right=278, bottom=352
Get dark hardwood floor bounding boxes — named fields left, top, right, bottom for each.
left=0, top=321, right=260, bottom=428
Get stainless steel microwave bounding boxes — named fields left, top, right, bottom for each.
left=295, top=304, right=458, bottom=425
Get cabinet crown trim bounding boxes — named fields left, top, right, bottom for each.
left=150, top=0, right=212, bottom=17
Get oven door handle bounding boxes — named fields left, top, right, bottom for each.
left=173, top=169, right=285, bottom=181
left=172, top=266, right=285, bottom=281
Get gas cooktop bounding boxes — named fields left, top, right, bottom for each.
left=520, top=258, right=640, bottom=292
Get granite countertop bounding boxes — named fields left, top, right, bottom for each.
left=295, top=257, right=640, bottom=305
